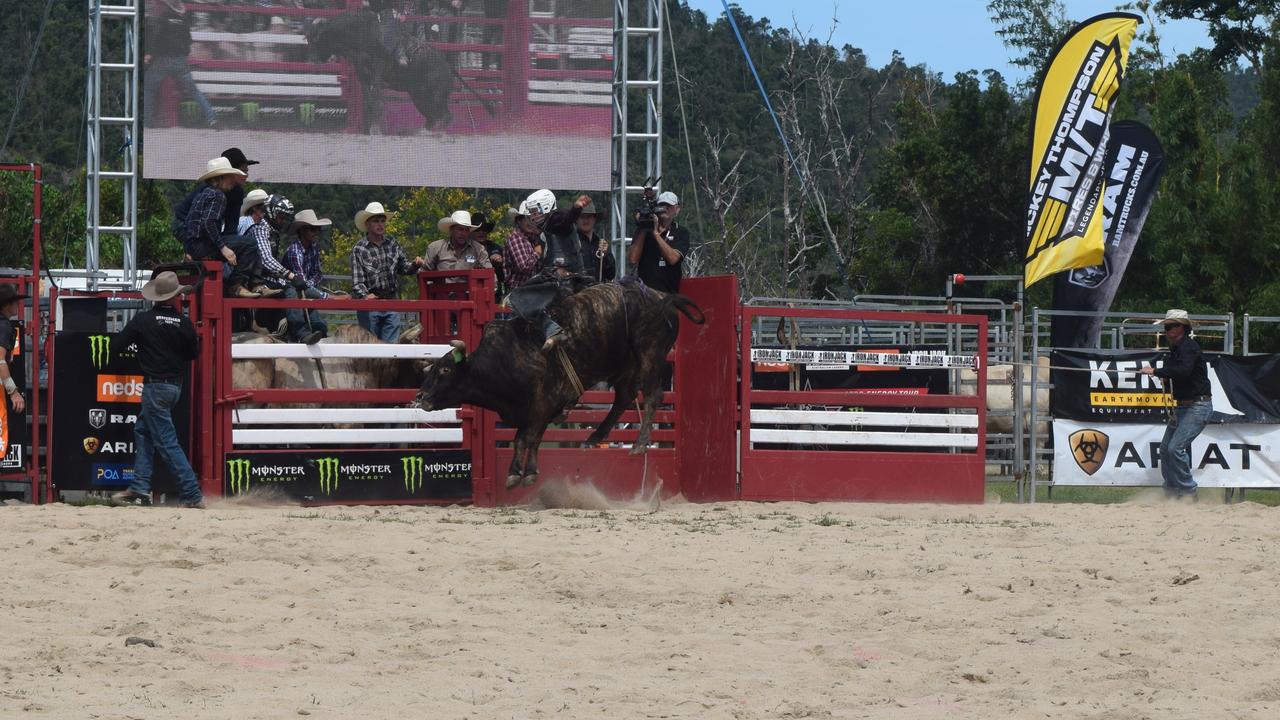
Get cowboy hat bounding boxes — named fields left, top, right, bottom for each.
left=1156, top=309, right=1193, bottom=329
left=437, top=210, right=479, bottom=232
left=221, top=147, right=259, bottom=168
left=579, top=200, right=599, bottom=215
left=197, top=157, right=246, bottom=182
left=141, top=271, right=193, bottom=303
left=240, top=188, right=270, bottom=216
left=469, top=212, right=495, bottom=233
left=355, top=201, right=391, bottom=233
left=290, top=209, right=333, bottom=233
left=0, top=285, right=30, bottom=306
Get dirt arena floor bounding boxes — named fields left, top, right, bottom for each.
left=2, top=489, right=1278, bottom=719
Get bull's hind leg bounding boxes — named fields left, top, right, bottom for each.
left=630, top=376, right=665, bottom=455
left=584, top=384, right=636, bottom=447
left=506, top=429, right=529, bottom=490
left=521, top=422, right=552, bottom=487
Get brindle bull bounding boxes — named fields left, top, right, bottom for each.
left=415, top=282, right=705, bottom=489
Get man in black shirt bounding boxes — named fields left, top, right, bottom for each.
left=1141, top=309, right=1211, bottom=500
left=575, top=199, right=615, bottom=283
left=110, top=272, right=204, bottom=508
left=628, top=191, right=690, bottom=293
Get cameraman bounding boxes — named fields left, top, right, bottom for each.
left=628, top=191, right=689, bottom=293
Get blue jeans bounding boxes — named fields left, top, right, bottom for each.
left=1160, top=400, right=1212, bottom=497
left=284, top=285, right=328, bottom=340
left=357, top=309, right=401, bottom=342
left=144, top=55, right=215, bottom=126
left=130, top=381, right=202, bottom=504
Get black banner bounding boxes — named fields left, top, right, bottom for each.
left=1050, top=349, right=1280, bottom=424
left=51, top=332, right=191, bottom=491
left=1051, top=121, right=1166, bottom=347
left=751, top=345, right=950, bottom=395
left=224, top=449, right=472, bottom=503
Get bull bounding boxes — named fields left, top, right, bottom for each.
left=415, top=282, right=705, bottom=489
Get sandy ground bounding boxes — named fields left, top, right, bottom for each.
left=143, top=128, right=611, bottom=190
left=2, top=490, right=1279, bottom=719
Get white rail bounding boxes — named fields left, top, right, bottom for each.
left=232, top=408, right=456, bottom=425
left=233, top=428, right=462, bottom=446
left=231, top=343, right=449, bottom=360
left=750, top=409, right=977, bottom=429
left=750, top=429, right=978, bottom=449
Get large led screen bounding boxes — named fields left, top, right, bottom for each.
left=142, top=1, right=612, bottom=189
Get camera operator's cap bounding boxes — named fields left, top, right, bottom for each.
left=1155, top=309, right=1193, bottom=329
left=438, top=210, right=480, bottom=232
left=239, top=188, right=270, bottom=216
left=355, top=201, right=392, bottom=232
left=523, top=189, right=557, bottom=216
left=197, top=156, right=246, bottom=182
left=221, top=147, right=259, bottom=168
left=289, top=209, right=332, bottom=233
left=141, top=271, right=193, bottom=303
left=657, top=191, right=679, bottom=206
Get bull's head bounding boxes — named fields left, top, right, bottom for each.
left=304, top=18, right=332, bottom=63
left=415, top=340, right=466, bottom=411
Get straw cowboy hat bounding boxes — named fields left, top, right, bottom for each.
left=290, top=209, right=332, bottom=233
left=240, top=188, right=270, bottom=216
left=355, top=201, right=391, bottom=233
left=141, top=271, right=193, bottom=303
left=437, top=210, right=479, bottom=232
left=197, top=156, right=246, bottom=182
left=1156, top=309, right=1194, bottom=329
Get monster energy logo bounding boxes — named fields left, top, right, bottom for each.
left=180, top=101, right=200, bottom=124
left=242, top=102, right=260, bottom=124
left=402, top=456, right=424, bottom=493
left=227, top=458, right=251, bottom=495
left=317, top=457, right=340, bottom=495
left=298, top=102, right=316, bottom=127
left=89, top=335, right=111, bottom=370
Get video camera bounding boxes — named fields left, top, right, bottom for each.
left=633, top=178, right=666, bottom=232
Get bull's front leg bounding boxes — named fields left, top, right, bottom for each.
left=630, top=381, right=665, bottom=455
left=506, top=428, right=529, bottom=490
left=585, top=384, right=636, bottom=447
left=521, top=422, right=552, bottom=487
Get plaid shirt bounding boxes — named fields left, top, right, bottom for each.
left=350, top=235, right=417, bottom=298
left=184, top=184, right=226, bottom=258
left=283, top=239, right=326, bottom=296
left=247, top=219, right=289, bottom=279
left=502, top=227, right=541, bottom=289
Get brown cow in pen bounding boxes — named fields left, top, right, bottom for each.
left=415, top=282, right=705, bottom=489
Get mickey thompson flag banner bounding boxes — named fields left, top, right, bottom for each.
left=1023, top=13, right=1140, bottom=288
left=1051, top=121, right=1166, bottom=347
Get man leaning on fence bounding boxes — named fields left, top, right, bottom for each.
left=1140, top=310, right=1211, bottom=501
left=350, top=201, right=424, bottom=342
left=283, top=209, right=343, bottom=345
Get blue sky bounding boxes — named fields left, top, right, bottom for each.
left=684, top=1, right=1212, bottom=81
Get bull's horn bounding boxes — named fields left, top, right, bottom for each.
left=449, top=340, right=467, bottom=351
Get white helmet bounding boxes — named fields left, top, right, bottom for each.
left=522, top=189, right=556, bottom=217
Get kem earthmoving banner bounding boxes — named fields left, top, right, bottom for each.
left=1023, top=13, right=1140, bottom=288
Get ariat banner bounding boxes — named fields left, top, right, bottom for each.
left=1050, top=350, right=1280, bottom=424
left=1053, top=419, right=1280, bottom=487
left=1024, top=13, right=1141, bottom=287
left=224, top=449, right=471, bottom=503
left=1051, top=121, right=1166, bottom=347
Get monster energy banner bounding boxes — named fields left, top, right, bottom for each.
left=51, top=332, right=191, bottom=491
left=1050, top=349, right=1280, bottom=424
left=1051, top=121, right=1166, bottom=347
left=224, top=450, right=471, bottom=503
left=1053, top=419, right=1280, bottom=487
left=1023, top=13, right=1140, bottom=287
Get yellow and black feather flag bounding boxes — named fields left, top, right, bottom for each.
left=1024, top=13, right=1140, bottom=287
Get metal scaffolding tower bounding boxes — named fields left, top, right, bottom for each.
left=85, top=0, right=141, bottom=290
left=610, top=0, right=663, bottom=271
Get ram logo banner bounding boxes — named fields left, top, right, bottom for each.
left=89, top=409, right=106, bottom=429
left=1069, top=428, right=1109, bottom=475
left=89, top=335, right=111, bottom=370
left=317, top=457, right=340, bottom=495
left=1024, top=13, right=1140, bottom=288
left=403, top=456, right=424, bottom=493
left=1052, top=121, right=1167, bottom=347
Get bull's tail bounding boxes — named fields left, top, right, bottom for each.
left=667, top=294, right=706, bottom=324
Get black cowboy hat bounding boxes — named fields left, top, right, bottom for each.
left=469, top=212, right=495, bottom=233
left=0, top=285, right=31, bottom=305
left=221, top=147, right=259, bottom=168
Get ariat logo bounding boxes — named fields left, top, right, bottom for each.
left=402, top=456, right=424, bottom=493
left=83, top=436, right=101, bottom=455
left=1069, top=428, right=1110, bottom=476
left=89, top=335, right=111, bottom=370
left=317, top=457, right=340, bottom=495
left=227, top=458, right=251, bottom=494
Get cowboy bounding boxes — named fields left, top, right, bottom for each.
left=0, top=285, right=29, bottom=454
left=240, top=189, right=289, bottom=296
left=274, top=210, right=335, bottom=345
left=1140, top=310, right=1211, bottom=501
left=504, top=191, right=593, bottom=351
left=425, top=210, right=494, bottom=272
left=109, top=272, right=204, bottom=509
left=628, top=190, right=690, bottom=293
left=181, top=157, right=261, bottom=298
left=502, top=202, right=545, bottom=291
left=350, top=201, right=425, bottom=342
left=220, top=148, right=259, bottom=236
left=575, top=198, right=615, bottom=283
